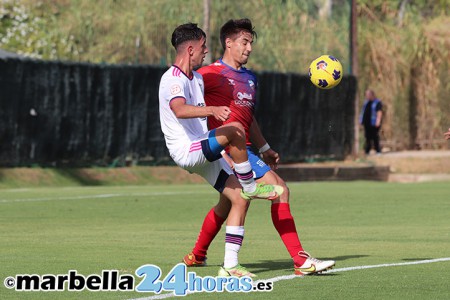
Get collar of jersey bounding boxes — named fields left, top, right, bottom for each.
left=218, top=58, right=247, bottom=73
left=172, top=65, right=194, bottom=80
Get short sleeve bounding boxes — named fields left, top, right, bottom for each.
left=376, top=101, right=382, bottom=111
left=161, top=75, right=186, bottom=103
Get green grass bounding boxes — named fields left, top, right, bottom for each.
left=0, top=182, right=449, bottom=299
left=0, top=166, right=200, bottom=189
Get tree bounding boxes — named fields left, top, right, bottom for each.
left=203, top=0, right=212, bottom=65
left=318, top=0, right=332, bottom=19
left=397, top=0, right=410, bottom=27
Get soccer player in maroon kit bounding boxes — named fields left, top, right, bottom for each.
left=183, top=18, right=335, bottom=276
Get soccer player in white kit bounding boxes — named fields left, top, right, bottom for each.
left=159, top=23, right=283, bottom=277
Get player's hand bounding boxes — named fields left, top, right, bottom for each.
left=211, top=106, right=231, bottom=122
left=444, top=128, right=450, bottom=140
left=261, top=149, right=280, bottom=170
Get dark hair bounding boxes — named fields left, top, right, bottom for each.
left=220, top=18, right=257, bottom=50
left=171, top=23, right=206, bottom=50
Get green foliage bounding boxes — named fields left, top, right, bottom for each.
left=0, top=1, right=79, bottom=59
left=357, top=3, right=450, bottom=149
left=0, top=0, right=351, bottom=69
left=0, top=0, right=449, bottom=149
left=358, top=0, right=449, bottom=20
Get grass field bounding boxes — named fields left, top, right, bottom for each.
left=1, top=181, right=449, bottom=299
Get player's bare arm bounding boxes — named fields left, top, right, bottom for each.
left=376, top=110, right=383, bottom=128
left=170, top=97, right=231, bottom=121
left=249, top=116, right=280, bottom=169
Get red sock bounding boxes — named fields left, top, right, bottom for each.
left=192, top=207, right=225, bottom=260
left=271, top=203, right=306, bottom=266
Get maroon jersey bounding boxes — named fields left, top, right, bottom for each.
left=198, top=59, right=258, bottom=144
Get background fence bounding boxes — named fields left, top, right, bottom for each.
left=0, top=58, right=357, bottom=167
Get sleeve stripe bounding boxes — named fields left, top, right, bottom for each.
left=169, top=96, right=186, bottom=103
left=168, top=97, right=186, bottom=110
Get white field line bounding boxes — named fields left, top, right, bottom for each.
left=128, top=257, right=450, bottom=300
left=0, top=191, right=213, bottom=203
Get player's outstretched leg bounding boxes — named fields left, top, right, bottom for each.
left=213, top=122, right=283, bottom=200
left=260, top=170, right=335, bottom=275
left=183, top=195, right=230, bottom=267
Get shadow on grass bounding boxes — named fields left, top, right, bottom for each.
left=242, top=259, right=295, bottom=274
left=53, top=168, right=103, bottom=186
left=236, top=260, right=341, bottom=276
left=402, top=258, right=433, bottom=261
left=307, top=273, right=339, bottom=277
left=233, top=255, right=370, bottom=275
left=323, top=254, right=370, bottom=261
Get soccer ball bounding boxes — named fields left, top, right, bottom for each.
left=308, top=55, right=343, bottom=89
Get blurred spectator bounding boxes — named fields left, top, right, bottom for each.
left=360, top=89, right=383, bottom=154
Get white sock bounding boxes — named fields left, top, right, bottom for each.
left=233, top=161, right=256, bottom=193
left=223, top=226, right=245, bottom=268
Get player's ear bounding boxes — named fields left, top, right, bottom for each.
left=187, top=44, right=194, bottom=56
left=225, top=37, right=232, bottom=49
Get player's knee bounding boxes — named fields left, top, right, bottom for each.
left=277, top=180, right=290, bottom=202
left=230, top=194, right=248, bottom=209
left=281, top=184, right=290, bottom=202
left=227, top=122, right=245, bottom=139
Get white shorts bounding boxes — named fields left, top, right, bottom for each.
left=176, top=129, right=234, bottom=192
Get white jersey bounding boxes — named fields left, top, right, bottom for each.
left=159, top=65, right=209, bottom=164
